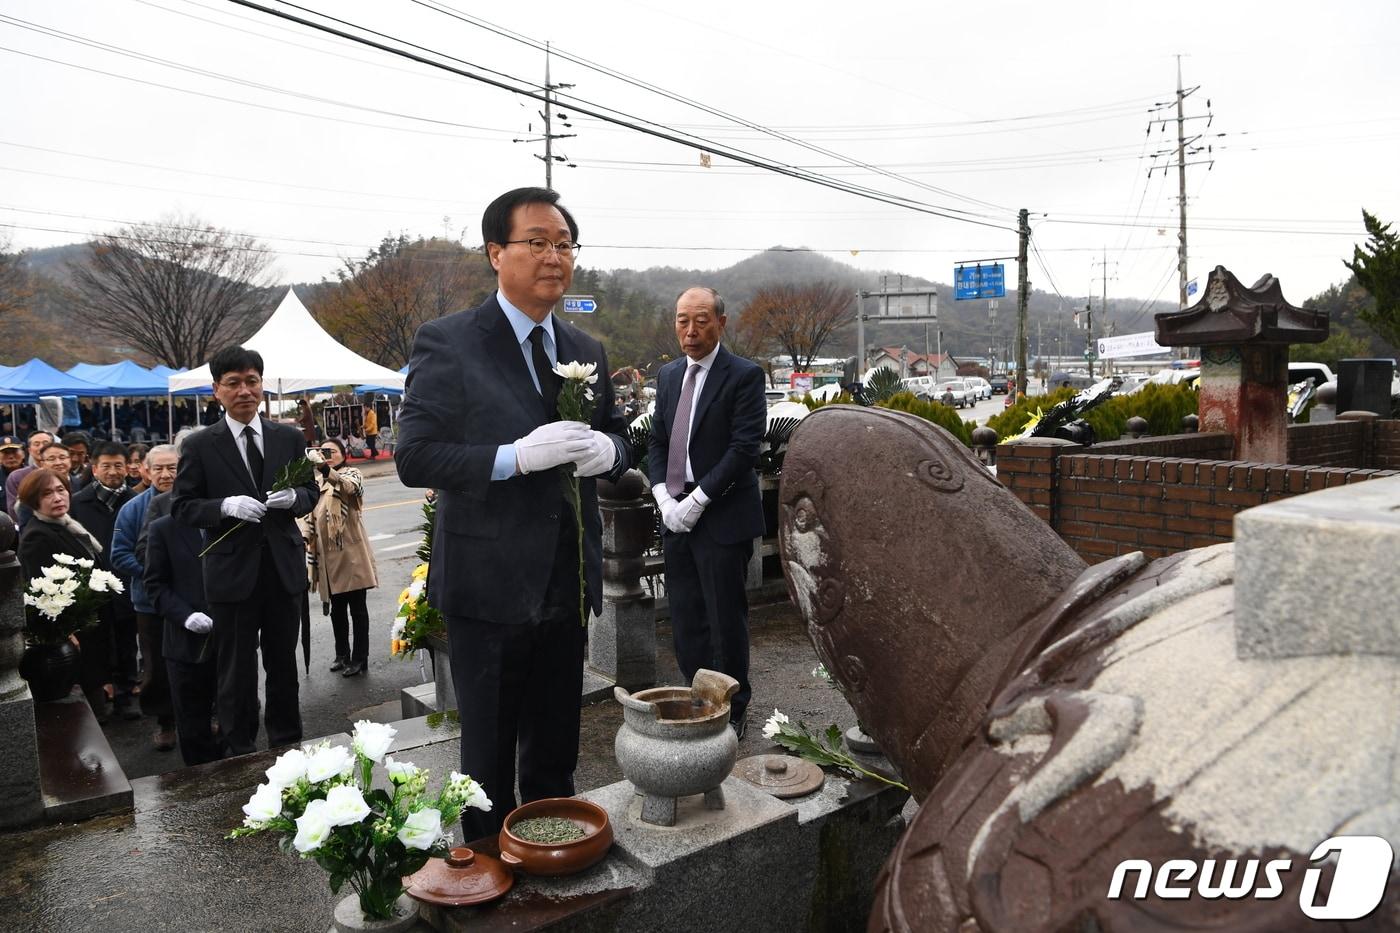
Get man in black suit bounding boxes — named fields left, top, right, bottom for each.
left=648, top=287, right=767, bottom=737
left=145, top=509, right=221, bottom=766
left=68, top=441, right=140, bottom=720
left=170, top=346, right=318, bottom=756
left=396, top=187, right=630, bottom=839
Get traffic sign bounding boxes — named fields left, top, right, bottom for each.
left=1083, top=348, right=1099, bottom=362
left=954, top=264, right=1006, bottom=300
left=562, top=295, right=597, bottom=314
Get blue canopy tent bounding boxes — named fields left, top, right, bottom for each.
left=67, top=360, right=177, bottom=439
left=0, top=359, right=111, bottom=439
left=354, top=365, right=410, bottom=396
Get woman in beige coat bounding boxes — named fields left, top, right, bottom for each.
left=307, top=439, right=378, bottom=677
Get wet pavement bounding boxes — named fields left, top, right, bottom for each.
left=1, top=596, right=859, bottom=933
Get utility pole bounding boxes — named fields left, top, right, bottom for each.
left=513, top=43, right=577, bottom=188
left=1174, top=56, right=1188, bottom=312
left=1016, top=207, right=1030, bottom=397
left=1092, top=247, right=1117, bottom=378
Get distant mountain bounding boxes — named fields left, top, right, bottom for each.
left=1, top=239, right=1178, bottom=369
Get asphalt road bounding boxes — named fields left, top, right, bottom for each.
left=106, top=464, right=436, bottom=780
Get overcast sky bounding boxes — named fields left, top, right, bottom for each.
left=3, top=0, right=1398, bottom=313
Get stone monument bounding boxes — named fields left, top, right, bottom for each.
left=779, top=405, right=1400, bottom=932
left=1154, top=266, right=1328, bottom=462
left=0, top=512, right=43, bottom=828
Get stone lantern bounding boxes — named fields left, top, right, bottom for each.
left=1154, top=266, right=1328, bottom=462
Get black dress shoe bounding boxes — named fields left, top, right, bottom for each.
left=341, top=661, right=367, bottom=677
left=730, top=718, right=747, bottom=741
left=329, top=657, right=348, bottom=672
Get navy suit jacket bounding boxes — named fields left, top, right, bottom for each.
left=394, top=294, right=631, bottom=624
left=170, top=416, right=318, bottom=603
left=144, top=514, right=211, bottom=665
left=648, top=345, right=767, bottom=545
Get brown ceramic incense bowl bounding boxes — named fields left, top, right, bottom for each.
left=498, top=797, right=613, bottom=876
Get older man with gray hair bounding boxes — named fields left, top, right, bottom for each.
left=110, top=443, right=181, bottom=751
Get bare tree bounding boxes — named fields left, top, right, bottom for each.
left=0, top=231, right=32, bottom=317
left=313, top=235, right=492, bottom=368
left=66, top=215, right=274, bottom=367
left=740, top=281, right=855, bottom=371
left=724, top=304, right=778, bottom=385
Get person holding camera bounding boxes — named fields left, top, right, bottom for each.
left=305, top=438, right=378, bottom=677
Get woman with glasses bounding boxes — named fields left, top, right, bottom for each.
left=305, top=438, right=378, bottom=677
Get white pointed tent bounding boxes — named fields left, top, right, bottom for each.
left=167, top=288, right=407, bottom=394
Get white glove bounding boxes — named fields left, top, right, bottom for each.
left=184, top=612, right=213, bottom=635
left=515, top=421, right=592, bottom=475
left=264, top=488, right=296, bottom=510
left=653, top=484, right=680, bottom=533
left=221, top=495, right=266, bottom=522
left=673, top=492, right=707, bottom=533
left=573, top=431, right=618, bottom=477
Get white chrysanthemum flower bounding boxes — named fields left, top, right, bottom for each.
left=407, top=579, right=425, bottom=601
left=89, top=570, right=124, bottom=594
left=292, top=799, right=332, bottom=853
left=396, top=808, right=442, bottom=850
left=351, top=721, right=396, bottom=763
left=74, top=558, right=94, bottom=569
left=51, top=553, right=76, bottom=565
left=762, top=709, right=791, bottom=741
left=323, top=784, right=371, bottom=827
left=553, top=360, right=598, bottom=383
left=42, top=564, right=75, bottom=580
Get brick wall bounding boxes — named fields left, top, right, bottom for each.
left=1377, top=421, right=1400, bottom=470
left=997, top=431, right=1399, bottom=564
left=1286, top=421, right=1365, bottom=468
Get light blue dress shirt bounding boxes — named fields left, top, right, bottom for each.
left=490, top=290, right=558, bottom=480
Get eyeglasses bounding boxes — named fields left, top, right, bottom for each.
left=319, top=448, right=338, bottom=456
left=504, top=237, right=581, bottom=260
left=217, top=376, right=263, bottom=390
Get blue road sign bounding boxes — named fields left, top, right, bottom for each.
left=562, top=295, right=597, bottom=313
left=953, top=264, right=1006, bottom=300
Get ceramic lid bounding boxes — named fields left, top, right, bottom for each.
left=404, top=847, right=514, bottom=907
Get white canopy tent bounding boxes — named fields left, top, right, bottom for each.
left=167, top=288, right=407, bottom=395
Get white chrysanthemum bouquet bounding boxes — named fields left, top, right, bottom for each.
left=552, top=359, right=598, bottom=625
left=229, top=721, right=491, bottom=921
left=22, top=553, right=124, bottom=645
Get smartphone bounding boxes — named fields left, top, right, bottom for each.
left=305, top=447, right=325, bottom=462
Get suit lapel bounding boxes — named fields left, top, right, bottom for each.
left=478, top=298, right=550, bottom=425
left=211, top=419, right=258, bottom=496
left=690, top=346, right=731, bottom=433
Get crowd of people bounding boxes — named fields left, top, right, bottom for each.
left=9, top=186, right=763, bottom=823
left=4, top=382, right=382, bottom=766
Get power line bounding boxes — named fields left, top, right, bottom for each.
left=220, top=0, right=1017, bottom=231
left=0, top=14, right=519, bottom=135
left=404, top=0, right=1013, bottom=215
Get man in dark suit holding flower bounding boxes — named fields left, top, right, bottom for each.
left=396, top=187, right=630, bottom=839
left=171, top=346, right=319, bottom=757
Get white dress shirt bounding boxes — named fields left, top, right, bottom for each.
left=224, top=412, right=263, bottom=477
left=677, top=342, right=722, bottom=496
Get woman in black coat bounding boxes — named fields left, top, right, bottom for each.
left=17, top=468, right=111, bottom=717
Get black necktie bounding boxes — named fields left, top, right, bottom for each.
left=243, top=424, right=263, bottom=487
left=529, top=326, right=560, bottom=418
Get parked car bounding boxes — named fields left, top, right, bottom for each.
left=1288, top=362, right=1336, bottom=389
left=901, top=376, right=938, bottom=399
left=989, top=375, right=1009, bottom=394
left=964, top=376, right=992, bottom=400
left=935, top=380, right=973, bottom=409
left=765, top=388, right=794, bottom=406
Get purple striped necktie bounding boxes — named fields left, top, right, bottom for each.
left=666, top=363, right=701, bottom=494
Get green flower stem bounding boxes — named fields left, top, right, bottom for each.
left=197, top=520, right=246, bottom=558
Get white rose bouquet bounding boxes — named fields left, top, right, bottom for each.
left=229, top=720, right=491, bottom=921
left=22, top=553, right=124, bottom=646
